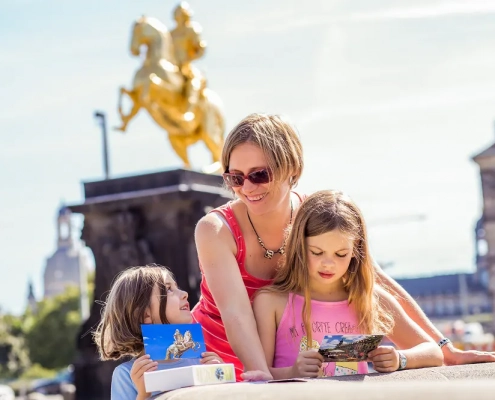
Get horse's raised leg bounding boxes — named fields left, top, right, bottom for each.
left=169, top=136, right=191, bottom=169
left=115, top=87, right=142, bottom=132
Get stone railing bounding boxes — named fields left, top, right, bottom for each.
left=154, top=363, right=495, bottom=399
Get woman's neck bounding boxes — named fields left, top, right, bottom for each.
left=245, top=191, right=293, bottom=235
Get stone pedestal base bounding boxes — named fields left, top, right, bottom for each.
left=68, top=169, right=231, bottom=400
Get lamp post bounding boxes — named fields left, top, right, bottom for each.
left=94, top=111, right=110, bottom=180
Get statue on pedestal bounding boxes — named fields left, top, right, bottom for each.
left=115, top=2, right=224, bottom=173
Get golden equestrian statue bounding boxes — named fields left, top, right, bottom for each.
left=115, top=2, right=224, bottom=173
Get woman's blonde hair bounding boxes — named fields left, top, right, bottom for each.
left=222, top=113, right=304, bottom=187
left=93, top=264, right=173, bottom=360
left=265, top=190, right=393, bottom=345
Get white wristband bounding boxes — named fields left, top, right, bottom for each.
left=438, top=338, right=451, bottom=348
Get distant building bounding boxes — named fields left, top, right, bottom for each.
left=26, top=279, right=37, bottom=314
left=43, top=206, right=91, bottom=301
left=472, top=135, right=495, bottom=332
left=395, top=273, right=492, bottom=320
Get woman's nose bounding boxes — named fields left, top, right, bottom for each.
left=242, top=178, right=258, bottom=192
left=181, top=290, right=188, bottom=300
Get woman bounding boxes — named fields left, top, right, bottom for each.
left=192, top=113, right=495, bottom=381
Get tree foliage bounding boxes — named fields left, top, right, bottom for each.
left=24, top=285, right=81, bottom=370
left=0, top=315, right=30, bottom=379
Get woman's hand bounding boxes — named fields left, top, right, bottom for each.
left=200, top=351, right=223, bottom=364
left=130, top=354, right=157, bottom=399
left=368, top=346, right=400, bottom=372
left=290, top=350, right=324, bottom=378
left=442, top=342, right=495, bottom=366
left=241, top=370, right=273, bottom=381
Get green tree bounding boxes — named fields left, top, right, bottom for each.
left=0, top=314, right=30, bottom=379
left=24, top=285, right=81, bottom=370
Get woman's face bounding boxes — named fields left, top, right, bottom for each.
left=228, top=143, right=291, bottom=215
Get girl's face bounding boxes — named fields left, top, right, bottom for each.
left=228, top=142, right=291, bottom=216
left=306, top=229, right=354, bottom=293
left=143, top=273, right=192, bottom=324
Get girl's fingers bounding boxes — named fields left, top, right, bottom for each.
left=201, top=357, right=222, bottom=364
left=133, top=360, right=158, bottom=377
left=369, top=353, right=393, bottom=363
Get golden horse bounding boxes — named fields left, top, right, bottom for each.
left=115, top=16, right=225, bottom=173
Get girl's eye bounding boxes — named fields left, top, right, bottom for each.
left=166, top=285, right=173, bottom=293
left=336, top=253, right=348, bottom=258
left=310, top=251, right=323, bottom=256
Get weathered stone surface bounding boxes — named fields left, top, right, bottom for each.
left=153, top=363, right=495, bottom=399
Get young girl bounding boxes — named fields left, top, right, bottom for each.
left=253, top=190, right=443, bottom=379
left=94, top=264, right=223, bottom=400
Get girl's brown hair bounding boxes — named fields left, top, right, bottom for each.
left=265, top=190, right=394, bottom=345
left=222, top=113, right=304, bottom=187
left=93, top=264, right=172, bottom=360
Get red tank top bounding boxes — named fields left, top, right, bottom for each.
left=191, top=194, right=304, bottom=381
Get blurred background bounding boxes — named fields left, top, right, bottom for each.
left=2, top=0, right=495, bottom=398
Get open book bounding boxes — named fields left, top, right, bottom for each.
left=318, top=334, right=384, bottom=362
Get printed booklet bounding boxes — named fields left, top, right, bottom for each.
left=141, top=323, right=235, bottom=393
left=317, top=334, right=384, bottom=362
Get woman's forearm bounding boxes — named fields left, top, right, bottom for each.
left=401, top=343, right=443, bottom=369
left=375, top=266, right=444, bottom=342
left=223, top=311, right=271, bottom=374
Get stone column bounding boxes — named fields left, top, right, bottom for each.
left=68, top=169, right=231, bottom=400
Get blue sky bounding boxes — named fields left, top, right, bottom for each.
left=2, top=0, right=495, bottom=314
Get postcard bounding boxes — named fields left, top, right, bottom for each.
left=141, top=323, right=206, bottom=362
left=318, top=334, right=384, bottom=362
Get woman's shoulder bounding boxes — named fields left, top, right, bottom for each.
left=195, top=206, right=233, bottom=239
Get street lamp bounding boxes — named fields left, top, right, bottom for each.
left=94, top=111, right=110, bottom=180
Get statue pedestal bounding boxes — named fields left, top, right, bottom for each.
left=68, top=169, right=231, bottom=400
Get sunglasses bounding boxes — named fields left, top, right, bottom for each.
left=222, top=168, right=273, bottom=187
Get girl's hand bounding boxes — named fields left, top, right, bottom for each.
left=290, top=350, right=324, bottom=378
left=200, top=351, right=223, bottom=364
left=368, top=345, right=399, bottom=372
left=130, top=354, right=158, bottom=399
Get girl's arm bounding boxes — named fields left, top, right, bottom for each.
left=374, top=262, right=495, bottom=365
left=377, top=288, right=443, bottom=370
left=195, top=214, right=271, bottom=377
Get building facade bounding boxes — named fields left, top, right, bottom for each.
left=43, top=206, right=91, bottom=303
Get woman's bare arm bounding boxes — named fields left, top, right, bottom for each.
left=195, top=213, right=271, bottom=376
left=379, top=288, right=443, bottom=369
left=374, top=263, right=495, bottom=365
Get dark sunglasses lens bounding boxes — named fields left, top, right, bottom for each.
left=249, top=169, right=271, bottom=184
left=224, top=174, right=244, bottom=187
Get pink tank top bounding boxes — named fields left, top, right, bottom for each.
left=274, top=293, right=369, bottom=377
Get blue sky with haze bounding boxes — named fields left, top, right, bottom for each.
left=2, top=0, right=495, bottom=314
